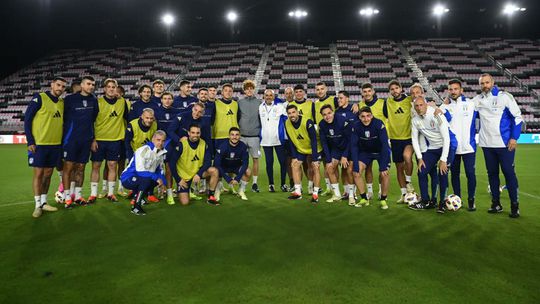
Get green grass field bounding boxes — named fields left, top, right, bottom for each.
left=0, top=144, right=539, bottom=304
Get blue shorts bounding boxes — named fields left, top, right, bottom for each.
left=119, top=140, right=126, bottom=160
left=329, top=148, right=346, bottom=161
left=28, top=145, right=62, bottom=168
left=294, top=153, right=322, bottom=163
left=91, top=140, right=122, bottom=162
left=390, top=139, right=412, bottom=163
left=63, top=140, right=92, bottom=164
left=357, top=152, right=390, bottom=172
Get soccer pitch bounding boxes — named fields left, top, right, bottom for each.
left=0, top=144, right=539, bottom=304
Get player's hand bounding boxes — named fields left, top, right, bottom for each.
left=192, top=174, right=201, bottom=184
left=157, top=179, right=164, bottom=187
left=312, top=161, right=320, bottom=169
left=91, top=140, right=98, bottom=152
left=340, top=157, right=349, bottom=168
left=443, top=97, right=450, bottom=105
left=428, top=101, right=437, bottom=108
left=380, top=170, right=389, bottom=177
left=438, top=161, right=448, bottom=175
left=179, top=179, right=188, bottom=189
left=351, top=103, right=360, bottom=113
left=433, top=107, right=443, bottom=116
left=28, top=144, right=36, bottom=153
left=180, top=136, right=187, bottom=142
left=417, top=159, right=426, bottom=172
left=507, top=139, right=517, bottom=151
left=291, top=158, right=301, bottom=167
left=230, top=180, right=239, bottom=187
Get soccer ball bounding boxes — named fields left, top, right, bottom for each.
left=444, top=194, right=462, bottom=211
left=54, top=191, right=64, bottom=204
left=404, top=192, right=420, bottom=206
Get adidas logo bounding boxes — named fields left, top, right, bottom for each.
left=299, top=110, right=304, bottom=115
left=191, top=155, right=200, bottom=161
left=143, top=138, right=151, bottom=144
left=109, top=111, right=119, bottom=117
left=226, top=109, right=234, bottom=115
left=394, top=107, right=405, bottom=114
left=53, top=110, right=61, bottom=118
left=297, top=134, right=305, bottom=140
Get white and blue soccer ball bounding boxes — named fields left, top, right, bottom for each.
left=444, top=194, right=462, bottom=211
left=54, top=191, right=64, bottom=204
left=404, top=192, right=420, bottom=206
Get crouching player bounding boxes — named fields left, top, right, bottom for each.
left=214, top=127, right=251, bottom=201
left=350, top=107, right=391, bottom=209
left=120, top=130, right=167, bottom=215
left=168, top=124, right=219, bottom=205
left=409, top=96, right=457, bottom=213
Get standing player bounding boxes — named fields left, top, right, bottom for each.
left=318, top=105, right=351, bottom=203
left=88, top=78, right=129, bottom=203
left=282, top=86, right=295, bottom=189
left=168, top=124, right=219, bottom=206
left=259, top=89, right=288, bottom=192
left=384, top=80, right=415, bottom=202
left=439, top=79, right=478, bottom=211
left=238, top=79, right=262, bottom=192
left=350, top=107, right=391, bottom=209
left=409, top=96, right=457, bottom=213
left=207, top=85, right=218, bottom=102
left=128, top=84, right=160, bottom=121
left=213, top=83, right=239, bottom=153
left=25, top=77, right=67, bottom=218
left=214, top=127, right=251, bottom=201
left=474, top=74, right=522, bottom=218
left=173, top=80, right=198, bottom=111
left=285, top=105, right=322, bottom=203
left=121, top=130, right=168, bottom=215
left=151, top=79, right=165, bottom=104
left=334, top=90, right=358, bottom=200
left=62, top=76, right=98, bottom=208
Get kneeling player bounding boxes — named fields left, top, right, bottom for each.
left=168, top=124, right=219, bottom=205
left=350, top=107, right=391, bottom=209
left=285, top=105, right=322, bottom=203
left=318, top=104, right=352, bottom=203
left=120, top=131, right=167, bottom=215
left=214, top=127, right=251, bottom=201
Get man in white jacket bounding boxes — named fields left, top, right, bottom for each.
left=409, top=97, right=457, bottom=213
left=121, top=130, right=167, bottom=215
left=259, top=89, right=288, bottom=192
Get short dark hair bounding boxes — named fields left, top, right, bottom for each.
left=208, top=85, right=217, bottom=90
left=338, top=90, right=350, bottom=98
left=448, top=79, right=462, bottom=87
left=320, top=104, right=333, bottom=114
left=316, top=81, right=326, bottom=87
left=388, top=79, right=401, bottom=89
left=138, top=84, right=152, bottom=94
left=152, top=79, right=165, bottom=86
left=359, top=106, right=372, bottom=114
left=222, top=83, right=233, bottom=90
left=229, top=127, right=241, bottom=134
left=286, top=104, right=298, bottom=112
left=294, top=84, right=305, bottom=91
left=161, top=92, right=173, bottom=99
left=81, top=76, right=95, bottom=82
left=188, top=123, right=201, bottom=131
left=179, top=80, right=191, bottom=88
left=198, top=87, right=208, bottom=93
left=52, top=76, right=67, bottom=83
left=361, top=82, right=374, bottom=90
left=117, top=85, right=125, bottom=94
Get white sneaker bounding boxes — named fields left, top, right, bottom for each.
left=326, top=195, right=341, bottom=203
left=32, top=208, right=42, bottom=218
left=397, top=194, right=406, bottom=204
left=41, top=204, right=58, bottom=212
left=237, top=191, right=248, bottom=201
left=348, top=196, right=356, bottom=206
left=215, top=187, right=221, bottom=202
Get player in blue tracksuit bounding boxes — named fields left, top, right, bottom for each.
left=155, top=92, right=182, bottom=132
left=173, top=80, right=198, bottom=111
left=350, top=107, right=391, bottom=210
left=474, top=74, right=522, bottom=218
left=167, top=102, right=211, bottom=148
left=214, top=127, right=251, bottom=201
left=61, top=76, right=99, bottom=206
left=128, top=84, right=161, bottom=122
left=318, top=104, right=351, bottom=202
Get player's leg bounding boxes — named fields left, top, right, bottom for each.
left=498, top=149, right=519, bottom=217
left=391, top=140, right=407, bottom=202
left=365, top=163, right=374, bottom=199
left=117, top=140, right=128, bottom=197
left=437, top=148, right=455, bottom=213
left=202, top=167, right=219, bottom=205
left=311, top=158, right=321, bottom=203
left=32, top=167, right=45, bottom=214
left=62, top=160, right=75, bottom=205
left=263, top=146, right=275, bottom=192
left=352, top=161, right=368, bottom=207
left=321, top=160, right=332, bottom=196
left=56, top=160, right=64, bottom=192
left=403, top=144, right=414, bottom=192
left=346, top=161, right=355, bottom=201
left=482, top=147, right=502, bottom=213
left=274, top=145, right=288, bottom=191
left=106, top=160, right=119, bottom=202
left=40, top=167, right=54, bottom=206
left=238, top=168, right=251, bottom=200
left=378, top=157, right=391, bottom=209
left=100, top=164, right=108, bottom=198
left=416, top=151, right=438, bottom=206
left=325, top=159, right=341, bottom=202
left=429, top=166, right=439, bottom=206
left=165, top=163, right=175, bottom=205
left=73, top=163, right=86, bottom=203
left=450, top=154, right=462, bottom=197
left=288, top=157, right=304, bottom=199
left=90, top=161, right=102, bottom=203
left=462, top=152, right=477, bottom=211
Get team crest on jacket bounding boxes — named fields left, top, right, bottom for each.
left=82, top=100, right=87, bottom=107
left=430, top=120, right=435, bottom=128
left=491, top=99, right=498, bottom=107
left=183, top=101, right=187, bottom=108
left=230, top=152, right=235, bottom=158
left=165, top=113, right=170, bottom=120
left=365, top=131, right=370, bottom=138
left=329, top=129, right=334, bottom=135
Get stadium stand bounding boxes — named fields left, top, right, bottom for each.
left=0, top=40, right=539, bottom=133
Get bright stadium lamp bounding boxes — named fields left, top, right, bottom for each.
left=288, top=9, right=308, bottom=19
left=503, top=3, right=526, bottom=15
left=433, top=4, right=449, bottom=16
left=226, top=11, right=238, bottom=22
left=161, top=13, right=175, bottom=26
left=359, top=7, right=380, bottom=17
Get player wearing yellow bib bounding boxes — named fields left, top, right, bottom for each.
left=383, top=80, right=415, bottom=202
left=24, top=77, right=67, bottom=218
left=88, top=79, right=129, bottom=203
left=168, top=124, right=219, bottom=205
left=289, top=84, right=314, bottom=121
left=357, top=82, right=388, bottom=200
left=212, top=83, right=239, bottom=153
left=125, top=108, right=157, bottom=160
left=285, top=104, right=322, bottom=204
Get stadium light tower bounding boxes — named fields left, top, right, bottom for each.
left=359, top=7, right=380, bottom=17
left=161, top=13, right=175, bottom=45
left=502, top=3, right=526, bottom=15
left=288, top=9, right=308, bottom=19
left=432, top=4, right=449, bottom=16
left=226, top=11, right=238, bottom=23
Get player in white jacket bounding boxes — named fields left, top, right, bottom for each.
left=474, top=74, right=522, bottom=218
left=259, top=89, right=288, bottom=192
